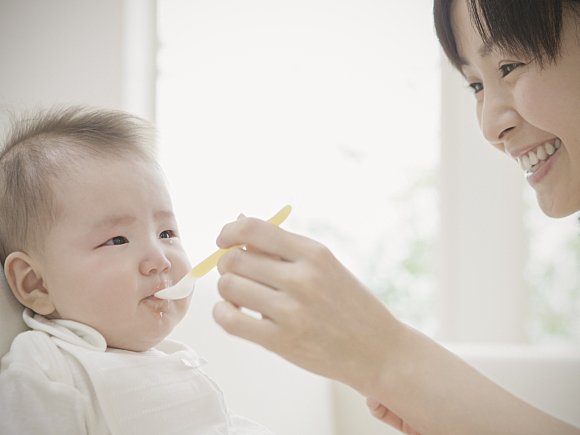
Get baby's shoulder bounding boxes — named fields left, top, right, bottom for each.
left=1, top=330, right=68, bottom=381
left=8, top=329, right=55, bottom=356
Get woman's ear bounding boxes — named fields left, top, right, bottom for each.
left=4, top=252, right=55, bottom=316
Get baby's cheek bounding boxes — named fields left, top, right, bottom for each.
left=186, top=291, right=194, bottom=304
left=178, top=252, right=192, bottom=276
left=177, top=295, right=192, bottom=318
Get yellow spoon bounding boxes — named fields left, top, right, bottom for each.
left=154, top=205, right=292, bottom=300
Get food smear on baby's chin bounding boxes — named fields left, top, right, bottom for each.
left=143, top=296, right=171, bottom=320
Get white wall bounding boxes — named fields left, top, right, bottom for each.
left=0, top=0, right=157, bottom=125
left=0, top=1, right=124, bottom=124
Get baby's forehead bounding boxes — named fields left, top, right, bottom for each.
left=55, top=149, right=159, bottom=181
left=51, top=155, right=169, bottom=216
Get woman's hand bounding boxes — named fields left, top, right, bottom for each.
left=366, top=398, right=420, bottom=435
left=213, top=215, right=580, bottom=435
left=213, top=215, right=402, bottom=395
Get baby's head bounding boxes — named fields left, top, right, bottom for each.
left=1, top=106, right=192, bottom=351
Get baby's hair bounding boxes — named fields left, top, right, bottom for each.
left=0, top=105, right=158, bottom=266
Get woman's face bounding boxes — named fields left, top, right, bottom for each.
left=451, top=0, right=580, bottom=217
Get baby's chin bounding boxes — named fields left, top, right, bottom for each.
left=105, top=329, right=173, bottom=352
left=106, top=306, right=190, bottom=352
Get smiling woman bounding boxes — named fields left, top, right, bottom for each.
left=438, top=0, right=580, bottom=218
left=436, top=0, right=580, bottom=344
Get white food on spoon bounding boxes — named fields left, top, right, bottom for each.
left=154, top=274, right=198, bottom=300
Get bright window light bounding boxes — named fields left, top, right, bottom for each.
left=157, top=0, right=441, bottom=335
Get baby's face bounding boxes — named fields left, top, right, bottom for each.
left=37, top=157, right=192, bottom=351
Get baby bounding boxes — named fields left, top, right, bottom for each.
left=0, top=106, right=274, bottom=435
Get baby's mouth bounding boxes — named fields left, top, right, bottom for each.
left=518, top=138, right=561, bottom=173
left=154, top=280, right=173, bottom=293
left=145, top=280, right=173, bottom=300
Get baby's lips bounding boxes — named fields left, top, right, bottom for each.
left=154, top=279, right=173, bottom=293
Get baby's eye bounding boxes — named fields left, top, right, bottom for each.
left=159, top=230, right=175, bottom=239
left=103, top=236, right=128, bottom=246
left=469, top=82, right=483, bottom=94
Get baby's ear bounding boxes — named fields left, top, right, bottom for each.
left=4, top=252, right=55, bottom=316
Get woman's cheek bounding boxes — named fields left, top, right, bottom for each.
left=515, top=77, right=562, bottom=132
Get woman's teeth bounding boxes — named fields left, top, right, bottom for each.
left=519, top=139, right=561, bottom=172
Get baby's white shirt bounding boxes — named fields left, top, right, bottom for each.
left=0, top=309, right=274, bottom=435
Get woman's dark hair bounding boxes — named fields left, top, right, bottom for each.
left=434, top=0, right=580, bottom=71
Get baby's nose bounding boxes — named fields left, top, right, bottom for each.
left=140, top=246, right=171, bottom=276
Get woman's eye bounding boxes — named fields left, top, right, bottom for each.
left=103, top=236, right=128, bottom=246
left=499, top=62, right=522, bottom=77
left=159, top=230, right=174, bottom=239
left=469, top=82, right=483, bottom=93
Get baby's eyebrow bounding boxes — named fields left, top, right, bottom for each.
left=92, top=210, right=176, bottom=230
left=155, top=210, right=176, bottom=221
left=94, top=214, right=137, bottom=230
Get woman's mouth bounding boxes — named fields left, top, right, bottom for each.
left=518, top=138, right=561, bottom=174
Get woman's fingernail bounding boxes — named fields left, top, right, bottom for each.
left=237, top=213, right=247, bottom=220
left=366, top=398, right=380, bottom=410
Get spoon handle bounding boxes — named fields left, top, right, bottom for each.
left=189, top=205, right=292, bottom=278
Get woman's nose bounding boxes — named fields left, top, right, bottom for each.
left=479, top=83, right=519, bottom=146
left=139, top=243, right=171, bottom=276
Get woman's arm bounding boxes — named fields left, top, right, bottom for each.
left=214, top=216, right=579, bottom=435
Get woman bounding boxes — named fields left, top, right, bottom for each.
left=213, top=0, right=580, bottom=433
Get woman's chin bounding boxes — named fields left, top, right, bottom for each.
left=536, top=193, right=579, bottom=219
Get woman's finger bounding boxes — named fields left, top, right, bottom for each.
left=217, top=272, right=284, bottom=317
left=366, top=398, right=421, bottom=435
left=217, top=247, right=293, bottom=291
left=216, top=217, right=314, bottom=262
left=213, top=300, right=277, bottom=347
left=245, top=244, right=282, bottom=261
